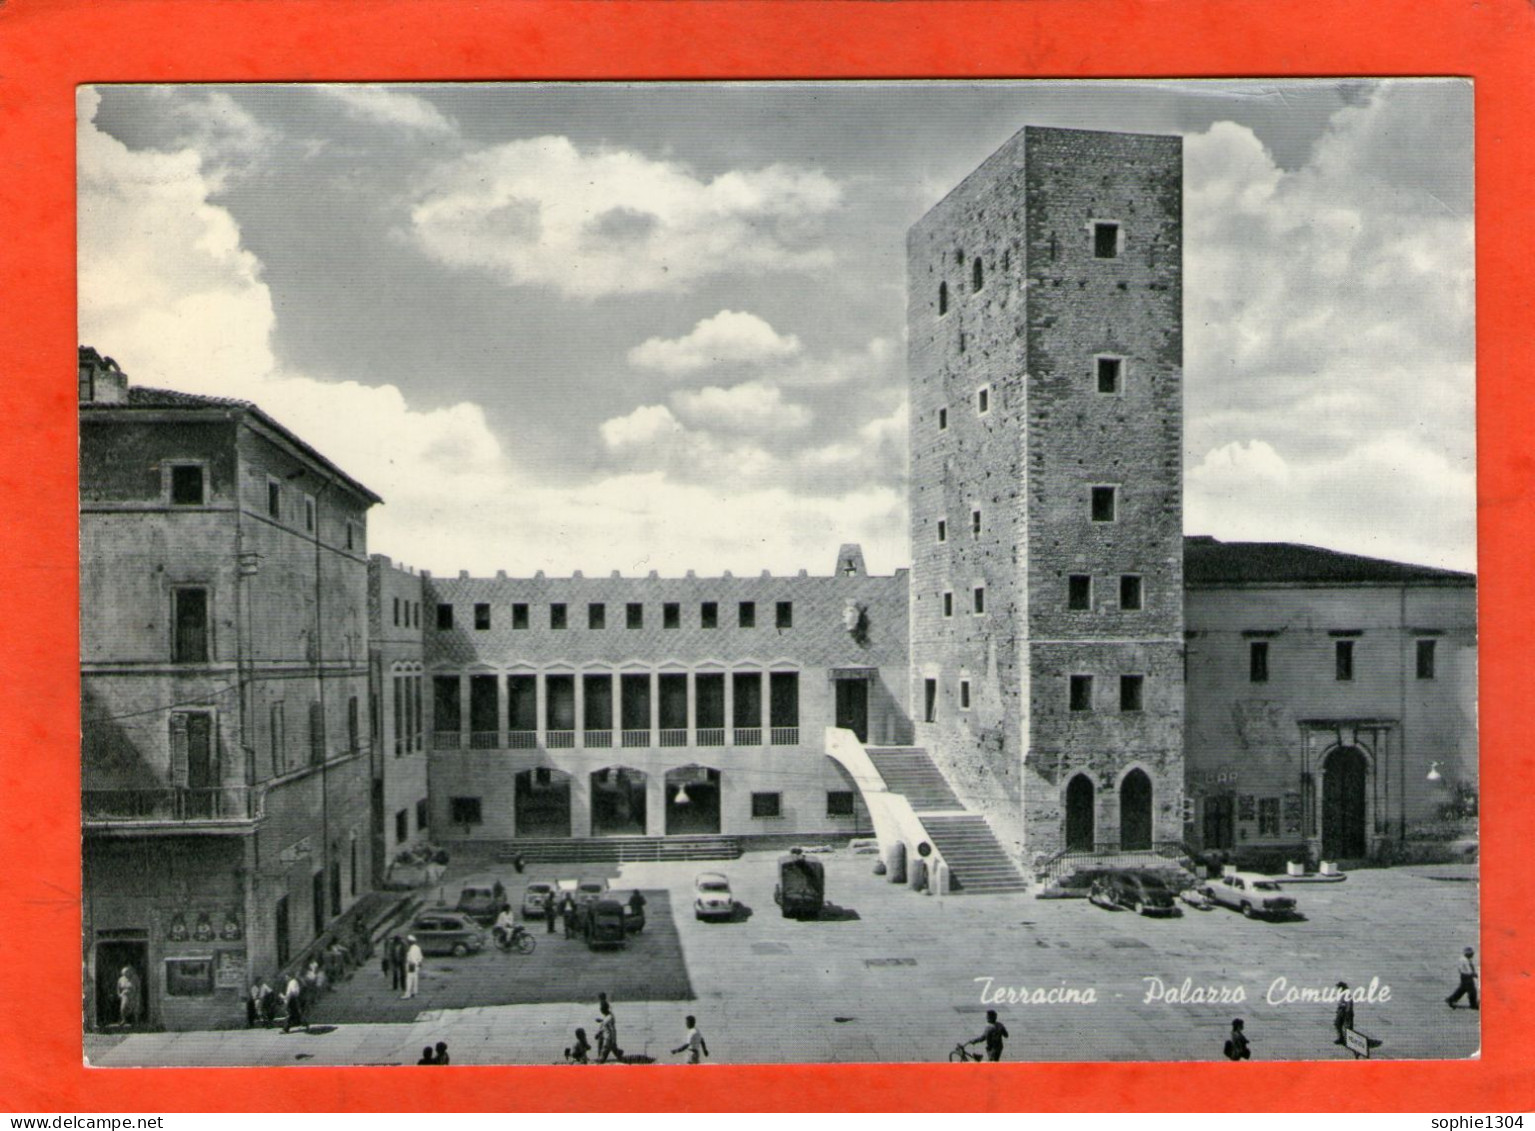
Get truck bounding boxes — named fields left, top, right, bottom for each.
left=773, top=852, right=825, bottom=920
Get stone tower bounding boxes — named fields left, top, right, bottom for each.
left=907, top=125, right=1185, bottom=866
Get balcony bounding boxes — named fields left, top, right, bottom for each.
left=546, top=730, right=576, bottom=749
left=584, top=730, right=613, bottom=748
left=659, top=728, right=688, bottom=747
left=84, top=787, right=262, bottom=829
left=469, top=731, right=500, bottom=750
left=696, top=727, right=726, bottom=747
left=622, top=729, right=651, bottom=748
left=770, top=727, right=799, bottom=745
left=508, top=730, right=538, bottom=750
left=432, top=730, right=461, bottom=751
left=733, top=727, right=762, bottom=746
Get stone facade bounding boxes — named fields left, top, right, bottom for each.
left=368, top=555, right=429, bottom=878
left=908, top=126, right=1185, bottom=865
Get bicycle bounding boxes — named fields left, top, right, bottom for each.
left=948, top=1042, right=984, bottom=1062
left=493, top=924, right=537, bottom=955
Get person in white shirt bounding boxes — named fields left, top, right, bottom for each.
left=1446, top=946, right=1479, bottom=1010
left=402, top=936, right=424, bottom=999
left=671, top=1015, right=709, bottom=1064
left=493, top=904, right=516, bottom=947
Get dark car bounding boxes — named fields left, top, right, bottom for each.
left=1088, top=870, right=1181, bottom=916
left=609, top=889, right=647, bottom=933
left=773, top=852, right=825, bottom=920
left=454, top=875, right=507, bottom=926
left=584, top=899, right=627, bottom=949
left=408, top=910, right=486, bottom=957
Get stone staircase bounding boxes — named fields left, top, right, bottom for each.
left=920, top=814, right=1032, bottom=893
left=866, top=746, right=965, bottom=812
left=487, top=835, right=743, bottom=865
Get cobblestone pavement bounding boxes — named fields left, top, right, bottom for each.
left=85, top=851, right=1480, bottom=1067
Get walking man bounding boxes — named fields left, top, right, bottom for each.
left=562, top=893, right=578, bottom=939
left=671, top=1015, right=709, bottom=1063
left=595, top=1001, right=621, bottom=1063
left=389, top=934, right=407, bottom=992
left=965, top=1009, right=1009, bottom=1062
left=544, top=890, right=557, bottom=934
left=1446, top=947, right=1479, bottom=1010
left=1333, top=982, right=1355, bottom=1045
left=1224, top=1018, right=1251, bottom=1060
left=283, top=972, right=306, bottom=1033
left=402, top=935, right=423, bottom=1000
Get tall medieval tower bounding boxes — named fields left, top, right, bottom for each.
left=908, top=126, right=1185, bottom=866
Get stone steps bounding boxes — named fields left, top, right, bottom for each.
left=483, top=835, right=743, bottom=865
left=920, top=814, right=1030, bottom=893
left=865, top=746, right=964, bottom=812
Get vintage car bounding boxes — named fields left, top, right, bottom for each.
left=1087, top=870, right=1180, bottom=916
left=583, top=899, right=628, bottom=949
left=1202, top=872, right=1299, bottom=919
left=522, top=881, right=557, bottom=918
left=693, top=872, right=735, bottom=921
left=575, top=876, right=610, bottom=908
left=609, top=889, right=647, bottom=933
left=408, top=910, right=486, bottom=957
left=773, top=852, right=825, bottom=920
left=454, top=875, right=507, bottom=926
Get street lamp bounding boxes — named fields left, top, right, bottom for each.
left=1426, top=761, right=1444, bottom=783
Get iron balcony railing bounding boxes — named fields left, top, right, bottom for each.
left=83, top=787, right=263, bottom=824
left=658, top=728, right=688, bottom=747
left=770, top=727, right=799, bottom=745
left=621, top=729, right=651, bottom=747
left=584, top=730, right=613, bottom=748
left=696, top=727, right=726, bottom=747
left=508, top=730, right=538, bottom=749
left=733, top=727, right=762, bottom=746
left=546, top=730, right=576, bottom=749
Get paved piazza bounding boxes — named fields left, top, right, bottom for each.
left=86, top=850, right=1480, bottom=1067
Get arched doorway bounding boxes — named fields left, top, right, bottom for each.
left=590, top=766, right=647, bottom=836
left=1065, top=774, right=1095, bottom=850
left=1119, top=768, right=1153, bottom=850
left=665, top=765, right=721, bottom=835
left=514, top=768, right=572, bottom=837
left=1322, top=746, right=1369, bottom=858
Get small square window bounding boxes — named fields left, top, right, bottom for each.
left=267, top=480, right=281, bottom=520
left=776, top=601, right=793, bottom=629
left=1091, top=486, right=1117, bottom=523
left=827, top=791, right=856, bottom=817
left=474, top=603, right=490, bottom=630
left=923, top=678, right=937, bottom=723
left=436, top=603, right=454, bottom=630
left=738, top=601, right=756, bottom=628
left=1250, top=641, right=1270, bottom=683
left=977, top=386, right=990, bottom=415
left=170, top=465, right=205, bottom=505
left=973, top=586, right=985, bottom=615
left=701, top=601, right=718, bottom=629
left=512, top=603, right=529, bottom=630
left=663, top=602, right=680, bottom=629
left=1097, top=356, right=1123, bottom=394
left=937, top=519, right=947, bottom=544
left=1068, top=575, right=1092, bottom=611
left=589, top=603, right=606, bottom=630
left=959, top=679, right=971, bottom=709
left=1335, top=640, right=1355, bottom=682
left=449, top=797, right=482, bottom=826
left=938, top=407, right=948, bottom=431
left=627, top=603, right=643, bottom=629
left=1416, top=638, right=1437, bottom=680
left=1120, top=674, right=1144, bottom=712
left=550, top=603, right=568, bottom=630
left=942, top=591, right=953, bottom=618
left=751, top=792, right=782, bottom=818
left=1069, top=674, right=1093, bottom=712
left=1120, top=575, right=1142, bottom=611
left=971, top=509, right=982, bottom=538
left=1094, top=221, right=1121, bottom=259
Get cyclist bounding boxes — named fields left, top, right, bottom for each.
left=965, top=1009, right=1009, bottom=1062
left=493, top=902, right=517, bottom=948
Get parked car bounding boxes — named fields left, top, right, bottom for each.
left=693, top=872, right=735, bottom=920
left=556, top=878, right=580, bottom=903
left=583, top=899, right=627, bottom=949
left=522, top=881, right=556, bottom=918
left=773, top=852, right=825, bottom=920
left=610, top=889, right=647, bottom=933
left=1087, top=870, right=1180, bottom=916
left=454, top=875, right=507, bottom=926
left=408, top=910, right=486, bottom=957
left=575, top=876, right=609, bottom=908
left=1202, top=873, right=1299, bottom=919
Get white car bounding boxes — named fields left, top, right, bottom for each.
left=1202, top=872, right=1299, bottom=919
left=693, top=872, right=735, bottom=920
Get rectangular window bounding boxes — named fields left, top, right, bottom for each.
left=621, top=674, right=650, bottom=731
left=436, top=603, right=454, bottom=630
left=658, top=673, right=688, bottom=730
left=164, top=958, right=215, bottom=997
left=738, top=601, right=756, bottom=628
left=1120, top=674, right=1144, bottom=712
left=412, top=602, right=420, bottom=628
left=449, top=797, right=482, bottom=826
left=303, top=495, right=316, bottom=533
left=751, top=792, right=782, bottom=819
left=433, top=675, right=461, bottom=732
left=545, top=674, right=575, bottom=731
left=474, top=603, right=491, bottom=630
left=395, top=809, right=408, bottom=844
left=696, top=673, right=725, bottom=731
left=269, top=702, right=285, bottom=776
left=550, top=603, right=567, bottom=630
left=507, top=675, right=537, bottom=733
left=469, top=674, right=498, bottom=735
left=170, top=464, right=205, bottom=505
left=1096, top=356, right=1123, bottom=394
left=392, top=597, right=400, bottom=627
left=1250, top=641, right=1270, bottom=683
left=937, top=519, right=947, bottom=544
left=977, top=386, right=990, bottom=415
left=393, top=676, right=403, bottom=756
left=512, top=603, right=529, bottom=630
left=1258, top=797, right=1280, bottom=837
left=973, top=586, right=985, bottom=615
left=584, top=674, right=613, bottom=731
left=769, top=671, right=799, bottom=728
left=588, top=602, right=605, bottom=630
left=827, top=791, right=856, bottom=817
left=1417, top=638, right=1437, bottom=680
left=701, top=601, right=718, bottom=629
left=347, top=695, right=359, bottom=752
left=1335, top=640, right=1355, bottom=682
left=942, top=591, right=953, bottom=618
left=309, top=700, right=325, bottom=764
left=1094, top=221, right=1121, bottom=259
left=267, top=480, right=281, bottom=520
left=172, top=587, right=209, bottom=663
left=1068, top=574, right=1092, bottom=611
left=733, top=671, right=762, bottom=728
left=938, top=407, right=948, bottom=431
left=971, top=509, right=982, bottom=538
left=959, top=679, right=971, bottom=709
left=626, top=602, right=643, bottom=629
left=1091, top=486, right=1117, bottom=522
left=923, top=678, right=937, bottom=723
left=663, top=602, right=680, bottom=629
left=1120, top=575, right=1142, bottom=611
left=776, top=601, right=793, bottom=629
left=1069, top=674, right=1093, bottom=712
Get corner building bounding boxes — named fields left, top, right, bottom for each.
left=908, top=126, right=1185, bottom=865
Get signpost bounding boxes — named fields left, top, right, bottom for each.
left=1344, top=1028, right=1371, bottom=1059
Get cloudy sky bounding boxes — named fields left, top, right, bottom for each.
left=78, top=80, right=1475, bottom=577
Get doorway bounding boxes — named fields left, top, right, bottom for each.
left=1065, top=774, right=1095, bottom=851
left=665, top=766, right=721, bottom=834
left=1202, top=794, right=1235, bottom=850
left=590, top=767, right=647, bottom=836
left=94, top=938, right=148, bottom=1029
left=1119, top=768, right=1153, bottom=850
left=1322, top=746, right=1369, bottom=858
left=834, top=679, right=869, bottom=742
left=515, top=768, right=572, bottom=837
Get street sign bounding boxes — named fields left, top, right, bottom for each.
left=1344, top=1028, right=1370, bottom=1058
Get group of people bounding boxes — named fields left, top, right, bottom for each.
left=562, top=993, right=709, bottom=1065
left=381, top=934, right=426, bottom=999
left=416, top=1041, right=451, bottom=1065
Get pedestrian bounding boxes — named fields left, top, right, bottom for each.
left=434, top=1041, right=450, bottom=1065
left=1446, top=946, right=1479, bottom=1010
left=259, top=977, right=280, bottom=1028
left=562, top=893, right=578, bottom=939
left=595, top=1001, right=622, bottom=1063
left=671, top=1014, right=709, bottom=1064
left=402, top=935, right=423, bottom=999
left=965, top=1008, right=1009, bottom=1062
left=1333, top=982, right=1355, bottom=1045
left=115, top=965, right=140, bottom=1027
left=1224, top=1018, right=1251, bottom=1061
left=390, top=934, right=408, bottom=992
left=628, top=889, right=647, bottom=919
left=247, top=977, right=266, bottom=1028
left=283, top=973, right=306, bottom=1033
left=566, top=1027, right=591, bottom=1064
left=417, top=1045, right=436, bottom=1065
left=513, top=853, right=526, bottom=875
left=544, top=890, right=557, bottom=934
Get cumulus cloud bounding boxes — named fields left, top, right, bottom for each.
left=311, top=85, right=456, bottom=135
left=628, top=310, right=802, bottom=375
left=670, top=381, right=811, bottom=435
left=407, top=136, right=842, bottom=298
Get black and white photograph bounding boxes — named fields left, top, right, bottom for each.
left=77, top=79, right=1477, bottom=1068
